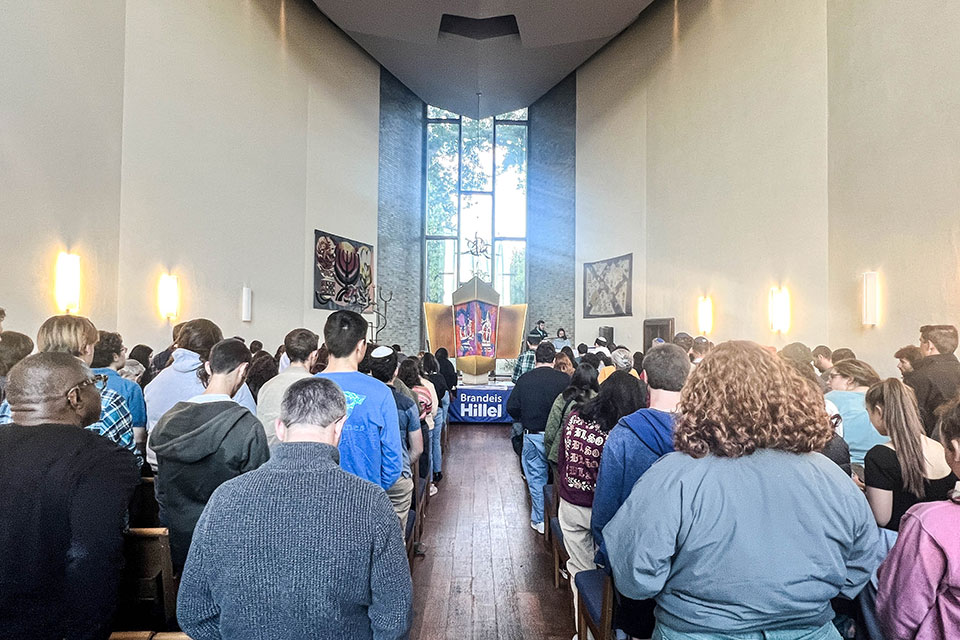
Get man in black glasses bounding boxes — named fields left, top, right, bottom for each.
left=0, top=352, right=140, bottom=640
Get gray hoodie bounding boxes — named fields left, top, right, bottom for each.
left=151, top=400, right=269, bottom=571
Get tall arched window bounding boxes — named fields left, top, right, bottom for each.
left=424, top=106, right=528, bottom=306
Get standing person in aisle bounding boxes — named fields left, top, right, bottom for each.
left=507, top=342, right=571, bottom=534
left=512, top=332, right=542, bottom=383
left=421, top=352, right=449, bottom=484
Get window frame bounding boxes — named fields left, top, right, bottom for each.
left=422, top=106, right=528, bottom=311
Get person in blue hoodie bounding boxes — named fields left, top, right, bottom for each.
left=144, top=319, right=257, bottom=470
left=592, top=343, right=690, bottom=562
left=591, top=342, right=690, bottom=639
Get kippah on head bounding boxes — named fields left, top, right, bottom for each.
left=371, top=346, right=394, bottom=359
left=6, top=352, right=89, bottom=407
left=595, top=336, right=607, bottom=345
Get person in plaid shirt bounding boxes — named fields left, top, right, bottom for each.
left=512, top=332, right=543, bottom=383
left=34, top=315, right=141, bottom=467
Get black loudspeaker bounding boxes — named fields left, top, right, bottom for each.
left=599, top=326, right=615, bottom=347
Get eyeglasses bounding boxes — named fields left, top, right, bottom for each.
left=66, top=374, right=109, bottom=399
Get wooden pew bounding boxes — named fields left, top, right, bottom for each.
left=114, top=528, right=179, bottom=632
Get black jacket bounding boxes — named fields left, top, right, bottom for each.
left=907, top=353, right=960, bottom=435
left=150, top=401, right=269, bottom=571
left=0, top=423, right=139, bottom=640
left=507, top=366, right=571, bottom=433
left=438, top=358, right=458, bottom=392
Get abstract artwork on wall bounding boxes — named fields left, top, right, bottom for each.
left=583, top=253, right=633, bottom=318
left=313, top=230, right=374, bottom=313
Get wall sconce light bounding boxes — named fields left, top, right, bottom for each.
left=241, top=286, right=252, bottom=322
left=158, top=274, right=180, bottom=320
left=697, top=296, right=713, bottom=335
left=862, top=272, right=879, bottom=326
left=769, top=286, right=791, bottom=333
left=55, top=252, right=81, bottom=314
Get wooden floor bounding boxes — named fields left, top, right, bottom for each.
left=410, top=424, right=575, bottom=640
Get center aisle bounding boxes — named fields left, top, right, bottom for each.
left=410, top=424, right=576, bottom=640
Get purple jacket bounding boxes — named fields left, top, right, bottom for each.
left=877, top=499, right=960, bottom=639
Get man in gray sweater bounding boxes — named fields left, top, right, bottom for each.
left=177, top=377, right=413, bottom=640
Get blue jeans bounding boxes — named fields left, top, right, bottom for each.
left=432, top=394, right=449, bottom=474
left=653, top=620, right=841, bottom=640
left=521, top=432, right=547, bottom=524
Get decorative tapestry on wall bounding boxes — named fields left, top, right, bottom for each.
left=583, top=253, right=633, bottom=318
left=313, top=230, right=374, bottom=313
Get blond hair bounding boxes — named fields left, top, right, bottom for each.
left=36, top=315, right=98, bottom=356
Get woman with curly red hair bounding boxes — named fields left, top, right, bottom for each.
left=603, top=341, right=883, bottom=640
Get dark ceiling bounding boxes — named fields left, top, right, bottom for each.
left=312, top=1, right=654, bottom=118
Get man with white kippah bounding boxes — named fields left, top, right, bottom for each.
left=589, top=336, right=611, bottom=358
left=369, top=345, right=423, bottom=534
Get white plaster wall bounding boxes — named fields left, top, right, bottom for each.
left=0, top=0, right=380, bottom=350
left=0, top=0, right=127, bottom=335
left=577, top=0, right=831, bottom=352
left=575, top=26, right=647, bottom=348
left=827, top=0, right=960, bottom=376
left=118, top=0, right=380, bottom=349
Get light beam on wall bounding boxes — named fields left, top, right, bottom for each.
left=55, top=252, right=81, bottom=314
left=697, top=296, right=713, bottom=335
left=768, top=286, right=791, bottom=334
left=158, top=274, right=180, bottom=320
left=862, top=272, right=879, bottom=326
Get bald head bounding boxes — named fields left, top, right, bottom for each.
left=7, top=352, right=101, bottom=427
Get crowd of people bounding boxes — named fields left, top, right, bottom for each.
left=1, top=302, right=959, bottom=639
left=0, top=308, right=452, bottom=639
left=507, top=323, right=960, bottom=640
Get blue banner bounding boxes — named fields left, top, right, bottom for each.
left=450, top=385, right=514, bottom=423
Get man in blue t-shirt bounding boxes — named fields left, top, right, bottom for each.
left=315, top=311, right=402, bottom=491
